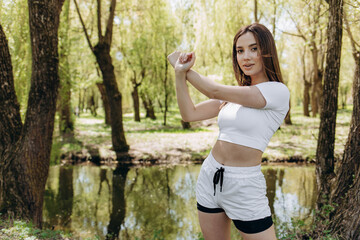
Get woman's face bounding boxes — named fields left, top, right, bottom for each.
left=236, top=32, right=264, bottom=79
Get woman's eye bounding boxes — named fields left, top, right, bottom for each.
left=237, top=50, right=243, bottom=53
left=251, top=47, right=258, bottom=51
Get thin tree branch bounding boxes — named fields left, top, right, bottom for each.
left=104, top=0, right=116, bottom=46
left=97, top=0, right=103, bottom=42
left=281, top=30, right=307, bottom=40
left=73, top=0, right=94, bottom=52
left=343, top=10, right=360, bottom=54
left=281, top=5, right=307, bottom=40
left=344, top=0, right=360, bottom=8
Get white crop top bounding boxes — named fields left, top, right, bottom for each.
left=217, top=81, right=290, bottom=152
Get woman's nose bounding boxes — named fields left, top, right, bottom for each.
left=242, top=50, right=251, bottom=59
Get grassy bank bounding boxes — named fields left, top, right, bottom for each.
left=51, top=105, right=352, bottom=165
left=0, top=217, right=340, bottom=240
left=0, top=217, right=71, bottom=240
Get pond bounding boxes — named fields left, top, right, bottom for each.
left=43, top=163, right=316, bottom=239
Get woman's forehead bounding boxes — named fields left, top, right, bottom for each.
left=236, top=32, right=257, bottom=47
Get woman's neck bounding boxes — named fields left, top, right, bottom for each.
left=250, top=72, right=269, bottom=85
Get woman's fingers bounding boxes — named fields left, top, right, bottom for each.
left=175, top=52, right=196, bottom=73
left=187, top=52, right=196, bottom=68
left=179, top=52, right=193, bottom=64
left=168, top=51, right=195, bottom=66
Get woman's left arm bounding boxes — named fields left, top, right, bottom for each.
left=186, top=68, right=266, bottom=109
left=168, top=51, right=266, bottom=109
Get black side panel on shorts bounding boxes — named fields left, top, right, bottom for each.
left=197, top=202, right=225, bottom=213
left=233, top=216, right=273, bottom=234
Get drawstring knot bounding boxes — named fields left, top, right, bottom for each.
left=213, top=167, right=224, bottom=196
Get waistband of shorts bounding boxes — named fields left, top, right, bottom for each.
left=205, top=151, right=262, bottom=178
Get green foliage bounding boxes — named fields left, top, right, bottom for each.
left=275, top=201, right=342, bottom=240
left=2, top=0, right=356, bottom=119
left=0, top=218, right=71, bottom=240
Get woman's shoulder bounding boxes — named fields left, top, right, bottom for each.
left=256, top=81, right=288, bottom=87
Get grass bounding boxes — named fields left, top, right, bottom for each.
left=51, top=105, right=352, bottom=164
left=0, top=217, right=72, bottom=240
left=0, top=215, right=341, bottom=240
left=263, top=106, right=351, bottom=162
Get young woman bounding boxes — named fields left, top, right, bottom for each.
left=167, top=23, right=289, bottom=240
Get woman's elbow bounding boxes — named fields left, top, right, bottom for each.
left=181, top=115, right=193, bottom=122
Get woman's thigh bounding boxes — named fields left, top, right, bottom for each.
left=239, top=224, right=277, bottom=240
left=198, top=211, right=232, bottom=240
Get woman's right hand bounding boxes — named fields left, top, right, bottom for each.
left=167, top=51, right=181, bottom=68
left=174, top=52, right=196, bottom=73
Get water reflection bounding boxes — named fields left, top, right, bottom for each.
left=43, top=164, right=316, bottom=239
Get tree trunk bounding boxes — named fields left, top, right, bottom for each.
left=132, top=88, right=140, bottom=122
left=272, top=0, right=276, bottom=38
left=0, top=0, right=64, bottom=227
left=311, top=65, right=322, bottom=118
left=131, top=75, right=141, bottom=122
left=254, top=0, right=258, bottom=23
left=309, top=2, right=323, bottom=118
left=315, top=0, right=343, bottom=210
left=163, top=52, right=169, bottom=126
left=328, top=52, right=360, bottom=239
left=87, top=89, right=97, bottom=117
left=58, top=0, right=74, bottom=136
left=284, top=111, right=292, bottom=125
left=96, top=82, right=111, bottom=125
left=181, top=120, right=191, bottom=129
left=141, top=92, right=156, bottom=120
left=93, top=43, right=129, bottom=156
left=302, top=50, right=311, bottom=116
left=0, top=25, right=22, bottom=153
left=303, top=80, right=311, bottom=116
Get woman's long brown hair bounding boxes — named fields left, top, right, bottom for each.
left=232, top=23, right=284, bottom=86
left=220, top=23, right=284, bottom=110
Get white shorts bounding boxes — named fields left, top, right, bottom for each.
left=196, top=152, right=272, bottom=233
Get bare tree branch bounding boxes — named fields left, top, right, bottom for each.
left=281, top=30, right=307, bottom=40
left=97, top=0, right=103, bottom=42
left=343, top=8, right=360, bottom=53
left=104, top=0, right=116, bottom=45
left=281, top=5, right=307, bottom=40
left=73, top=0, right=94, bottom=52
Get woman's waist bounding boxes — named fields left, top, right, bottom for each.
left=211, top=140, right=263, bottom=167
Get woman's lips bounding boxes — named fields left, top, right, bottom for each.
left=243, top=64, right=254, bottom=70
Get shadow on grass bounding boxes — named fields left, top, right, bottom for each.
left=125, top=126, right=210, bottom=134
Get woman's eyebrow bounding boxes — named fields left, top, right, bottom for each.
left=236, top=43, right=257, bottom=49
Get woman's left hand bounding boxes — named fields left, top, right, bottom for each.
left=175, top=52, right=196, bottom=73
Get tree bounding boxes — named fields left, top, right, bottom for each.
left=121, top=36, right=149, bottom=122
left=282, top=0, right=327, bottom=117
left=315, top=0, right=343, bottom=210
left=0, top=0, right=65, bottom=227
left=320, top=6, right=360, bottom=239
left=74, top=0, right=129, bottom=158
left=58, top=0, right=74, bottom=136
left=301, top=47, right=311, bottom=116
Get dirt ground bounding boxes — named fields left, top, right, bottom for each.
left=127, top=119, right=219, bottom=165
left=62, top=118, right=220, bottom=166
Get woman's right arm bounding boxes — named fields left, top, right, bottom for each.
left=171, top=53, right=221, bottom=122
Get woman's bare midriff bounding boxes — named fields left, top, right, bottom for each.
left=211, top=140, right=263, bottom=167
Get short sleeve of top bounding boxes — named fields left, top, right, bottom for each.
left=255, top=81, right=290, bottom=112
